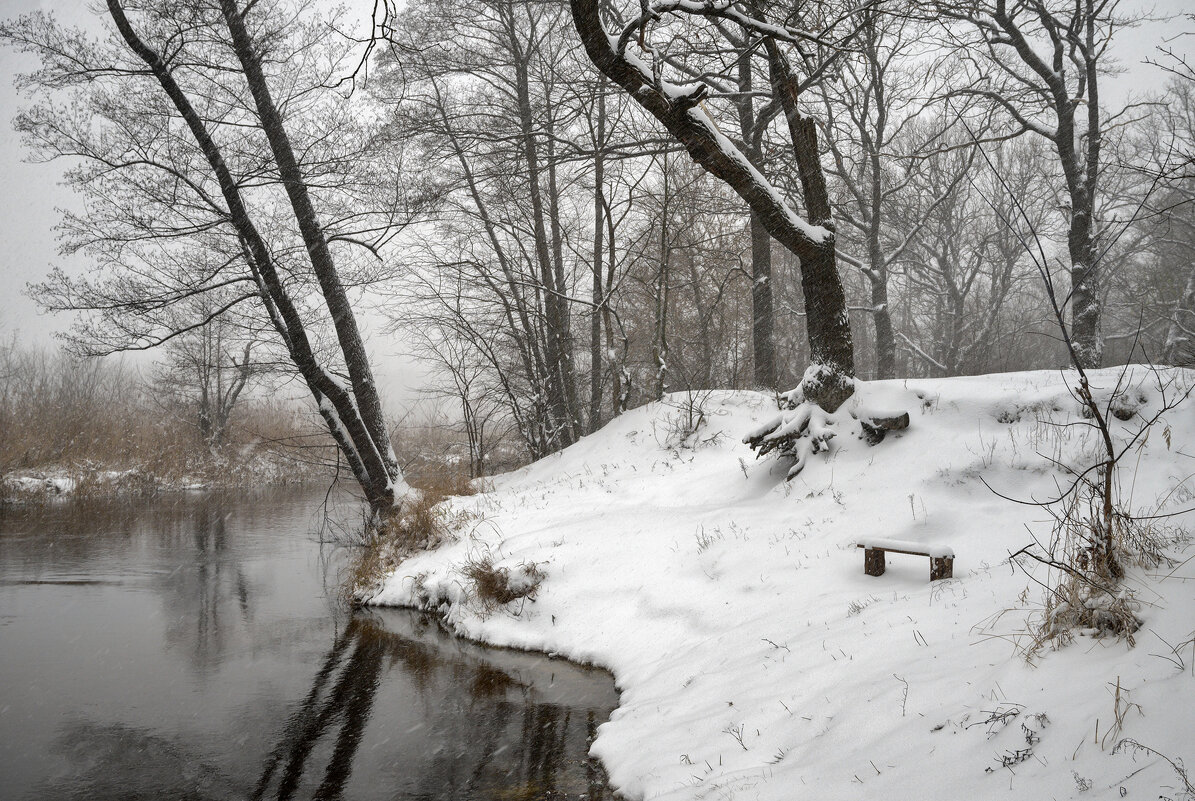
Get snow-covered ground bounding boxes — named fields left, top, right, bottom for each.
left=367, top=369, right=1195, bottom=801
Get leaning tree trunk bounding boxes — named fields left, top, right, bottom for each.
left=107, top=0, right=406, bottom=514
left=219, top=0, right=403, bottom=510
left=764, top=40, right=854, bottom=387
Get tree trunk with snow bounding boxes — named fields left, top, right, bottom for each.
left=569, top=0, right=855, bottom=404
left=942, top=0, right=1111, bottom=369
left=654, top=151, right=672, bottom=401
left=732, top=50, right=776, bottom=390
left=100, top=0, right=406, bottom=514
left=218, top=0, right=402, bottom=508
left=749, top=214, right=776, bottom=388
left=590, top=84, right=607, bottom=432
left=1163, top=265, right=1195, bottom=364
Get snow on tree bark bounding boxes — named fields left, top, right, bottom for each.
left=568, top=0, right=855, bottom=394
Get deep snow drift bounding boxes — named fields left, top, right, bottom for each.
left=367, top=369, right=1195, bottom=801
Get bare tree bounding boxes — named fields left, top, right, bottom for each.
left=569, top=0, right=856, bottom=409
left=896, top=136, right=1052, bottom=376
left=616, top=154, right=754, bottom=401
left=2, top=0, right=423, bottom=513
left=819, top=13, right=976, bottom=379
left=937, top=0, right=1137, bottom=369
left=376, top=0, right=597, bottom=450
left=153, top=300, right=257, bottom=450
left=1139, top=78, right=1195, bottom=364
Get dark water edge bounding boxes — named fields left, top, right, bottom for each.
left=0, top=487, right=618, bottom=800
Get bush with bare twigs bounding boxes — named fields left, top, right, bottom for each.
left=960, top=126, right=1195, bottom=654
left=1005, top=365, right=1193, bottom=657
left=995, top=260, right=1194, bottom=654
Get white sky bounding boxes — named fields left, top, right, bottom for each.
left=0, top=0, right=433, bottom=405
left=0, top=0, right=1191, bottom=394
left=0, top=0, right=92, bottom=346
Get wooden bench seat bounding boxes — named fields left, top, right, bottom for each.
left=856, top=539, right=954, bottom=581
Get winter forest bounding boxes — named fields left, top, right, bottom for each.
left=1, top=0, right=1195, bottom=800
left=0, top=0, right=1192, bottom=487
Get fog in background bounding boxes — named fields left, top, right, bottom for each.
left=0, top=0, right=1189, bottom=407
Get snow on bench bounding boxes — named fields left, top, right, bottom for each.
left=855, top=537, right=954, bottom=581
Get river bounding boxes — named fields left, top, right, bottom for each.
left=0, top=487, right=618, bottom=800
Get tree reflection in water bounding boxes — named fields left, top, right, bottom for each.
left=162, top=502, right=254, bottom=673
left=42, top=613, right=614, bottom=801
left=3, top=491, right=616, bottom=801
left=252, top=612, right=616, bottom=801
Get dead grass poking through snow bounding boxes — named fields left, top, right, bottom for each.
left=346, top=470, right=478, bottom=604
left=461, top=553, right=545, bottom=611
left=1020, top=489, right=1189, bottom=658
left=344, top=467, right=545, bottom=614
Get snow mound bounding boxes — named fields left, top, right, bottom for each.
left=369, top=369, right=1195, bottom=801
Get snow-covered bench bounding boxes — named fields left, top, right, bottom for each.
left=855, top=538, right=954, bottom=582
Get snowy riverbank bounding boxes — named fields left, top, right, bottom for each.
left=366, top=369, right=1195, bottom=801
left=1, top=452, right=323, bottom=504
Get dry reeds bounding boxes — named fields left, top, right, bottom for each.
left=0, top=341, right=330, bottom=500
left=344, top=460, right=543, bottom=612
left=345, top=469, right=478, bottom=603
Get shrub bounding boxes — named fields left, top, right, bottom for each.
left=1010, top=370, right=1193, bottom=656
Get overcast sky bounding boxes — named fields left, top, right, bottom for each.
left=0, top=0, right=92, bottom=346
left=0, top=0, right=1191, bottom=399
left=0, top=0, right=433, bottom=403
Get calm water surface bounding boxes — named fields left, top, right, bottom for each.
left=0, top=488, right=617, bottom=800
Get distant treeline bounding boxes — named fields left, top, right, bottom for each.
left=0, top=339, right=332, bottom=497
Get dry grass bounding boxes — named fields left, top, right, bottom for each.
left=1113, top=739, right=1195, bottom=799
left=409, top=466, right=480, bottom=499
left=343, top=463, right=543, bottom=612
left=347, top=493, right=448, bottom=603
left=1021, top=489, right=1188, bottom=657
left=345, top=468, right=479, bottom=604
left=0, top=344, right=331, bottom=501
left=461, top=553, right=545, bottom=610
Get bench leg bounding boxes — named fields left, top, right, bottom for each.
left=864, top=547, right=885, bottom=577
left=931, top=556, right=953, bottom=581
